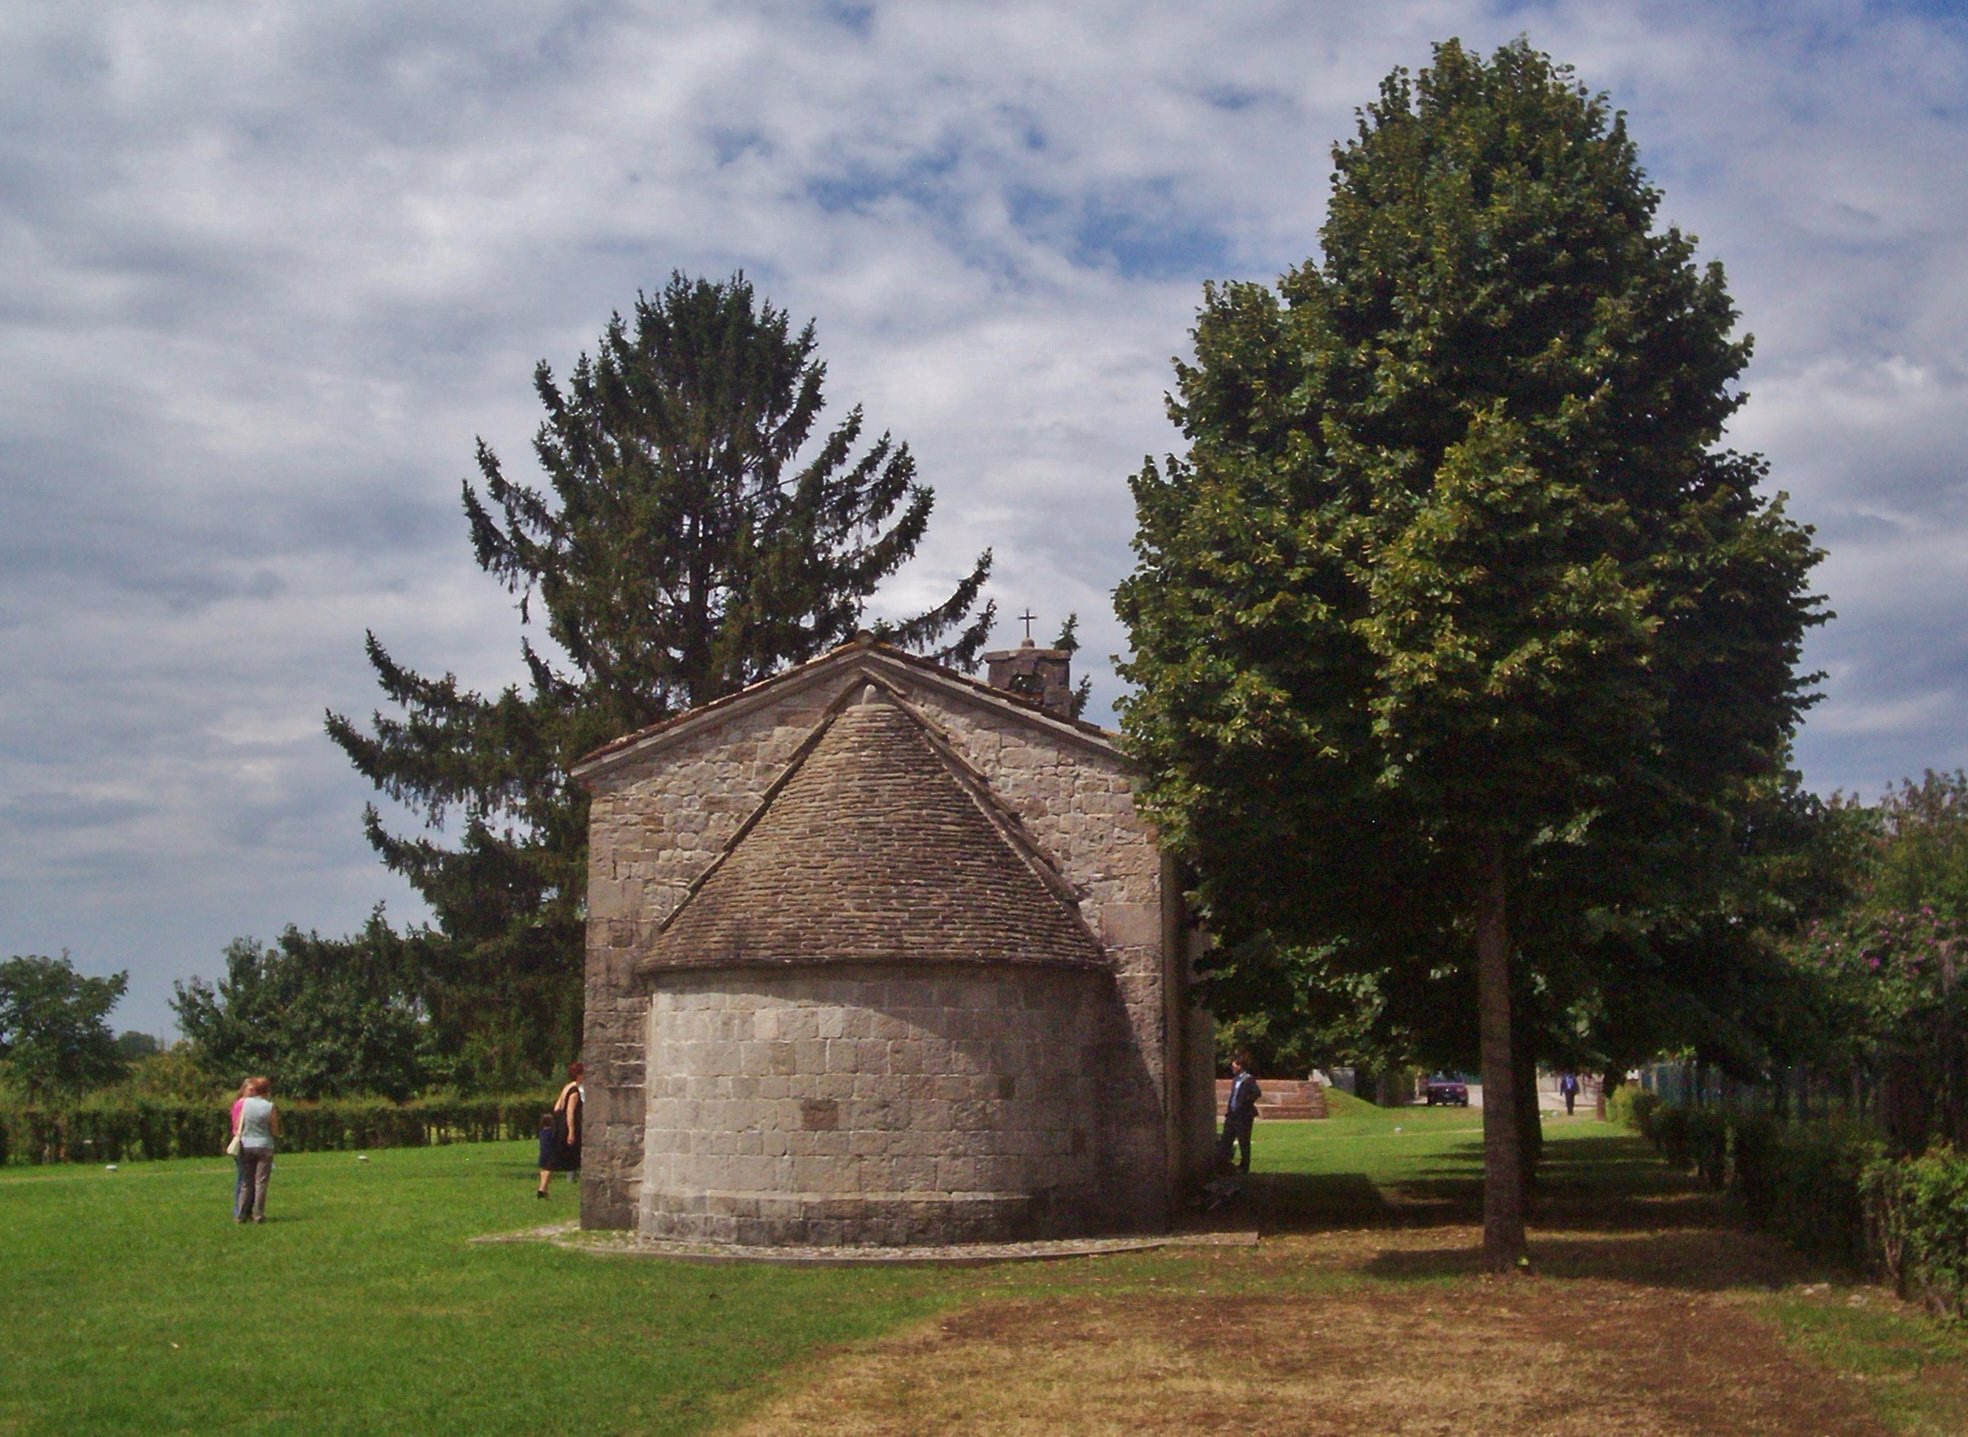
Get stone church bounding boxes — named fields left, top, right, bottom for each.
left=570, top=630, right=1216, bottom=1244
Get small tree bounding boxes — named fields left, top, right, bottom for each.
left=0, top=954, right=128, bottom=1102
left=114, top=1031, right=163, bottom=1062
left=1792, top=772, right=1968, bottom=1148
left=172, top=912, right=432, bottom=1101
left=1051, top=614, right=1094, bottom=719
left=327, top=273, right=994, bottom=1084
left=1117, top=39, right=1824, bottom=1269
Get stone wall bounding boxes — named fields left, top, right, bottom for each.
left=581, top=684, right=837, bottom=1228
left=911, top=690, right=1174, bottom=1207
left=642, top=966, right=1144, bottom=1244
left=578, top=649, right=1205, bottom=1234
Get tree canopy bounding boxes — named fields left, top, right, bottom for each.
left=1793, top=771, right=1968, bottom=1150
left=1115, top=38, right=1825, bottom=1268
left=171, top=913, right=433, bottom=1101
left=327, top=272, right=993, bottom=1086
left=0, top=954, right=128, bottom=1102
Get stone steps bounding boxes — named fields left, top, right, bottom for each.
left=1214, top=1077, right=1328, bottom=1121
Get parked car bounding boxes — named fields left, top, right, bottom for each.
left=1423, top=1073, right=1469, bottom=1106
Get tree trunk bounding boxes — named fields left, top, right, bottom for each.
left=1511, top=1014, right=1542, bottom=1201
left=1475, top=844, right=1528, bottom=1271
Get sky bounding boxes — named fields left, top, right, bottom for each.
left=3, top=0, right=1965, bottom=1038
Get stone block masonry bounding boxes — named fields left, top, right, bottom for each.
left=641, top=967, right=1151, bottom=1244
left=572, top=639, right=1216, bottom=1240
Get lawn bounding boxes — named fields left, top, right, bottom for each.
left=4, top=1103, right=1964, bottom=1435
left=0, top=1144, right=958, bottom=1436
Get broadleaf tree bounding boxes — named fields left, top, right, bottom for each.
left=171, top=912, right=433, bottom=1101
left=1115, top=39, right=1825, bottom=1269
left=328, top=272, right=993, bottom=1087
left=0, top=953, right=128, bottom=1102
left=1792, top=771, right=1968, bottom=1150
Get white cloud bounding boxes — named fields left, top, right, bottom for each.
left=4, top=0, right=1965, bottom=1029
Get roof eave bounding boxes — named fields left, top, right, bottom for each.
left=569, top=638, right=1123, bottom=786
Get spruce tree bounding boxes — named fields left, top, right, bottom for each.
left=1116, top=40, right=1824, bottom=1268
left=328, top=273, right=992, bottom=1085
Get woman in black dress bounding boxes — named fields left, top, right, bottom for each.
left=535, top=1061, right=584, bottom=1198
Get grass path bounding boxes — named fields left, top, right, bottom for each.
left=3, top=1106, right=1964, bottom=1434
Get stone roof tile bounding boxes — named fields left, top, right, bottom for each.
left=643, top=689, right=1104, bottom=973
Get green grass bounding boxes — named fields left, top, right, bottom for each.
left=1313, top=1084, right=1381, bottom=1118
left=4, top=1105, right=1962, bottom=1434
left=0, top=1145, right=959, bottom=1436
left=1770, top=1293, right=1968, bottom=1437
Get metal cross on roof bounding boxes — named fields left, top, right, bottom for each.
left=1019, top=608, right=1037, bottom=640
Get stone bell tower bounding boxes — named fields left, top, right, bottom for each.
left=984, top=610, right=1074, bottom=719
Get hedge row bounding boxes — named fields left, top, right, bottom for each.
left=1621, top=1098, right=1968, bottom=1317
left=1865, top=1148, right=1968, bottom=1319
left=0, top=1094, right=556, bottom=1166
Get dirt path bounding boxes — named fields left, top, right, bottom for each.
left=721, top=1222, right=1939, bottom=1436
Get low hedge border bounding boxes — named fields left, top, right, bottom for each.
left=1617, top=1098, right=1968, bottom=1318
left=0, top=1095, right=555, bottom=1166
left=1865, top=1146, right=1968, bottom=1319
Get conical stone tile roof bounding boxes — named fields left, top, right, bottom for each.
left=643, top=688, right=1104, bottom=972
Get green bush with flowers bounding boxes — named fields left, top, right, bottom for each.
left=1795, top=903, right=1968, bottom=1153
left=1864, top=1144, right=1968, bottom=1318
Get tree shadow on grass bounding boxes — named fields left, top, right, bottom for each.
left=1359, top=1225, right=1855, bottom=1293
left=1208, top=1189, right=1844, bottom=1297
left=1245, top=1160, right=1484, bottom=1236
left=1253, top=1131, right=1732, bottom=1242
left=1530, top=1135, right=1727, bottom=1234
left=1238, top=1124, right=1873, bottom=1296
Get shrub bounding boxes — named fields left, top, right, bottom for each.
left=1651, top=1102, right=1691, bottom=1168
left=1638, top=1100, right=1731, bottom=1188
left=0, top=1094, right=554, bottom=1165
left=1685, top=1107, right=1731, bottom=1190
left=1632, top=1101, right=1885, bottom=1267
left=1618, top=1088, right=1662, bottom=1138
left=1731, top=1117, right=1882, bottom=1265
left=1865, top=1145, right=1968, bottom=1318
left=1605, top=1084, right=1636, bottom=1130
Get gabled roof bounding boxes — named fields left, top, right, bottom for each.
left=569, top=633, right=1120, bottom=785
left=639, top=683, right=1106, bottom=974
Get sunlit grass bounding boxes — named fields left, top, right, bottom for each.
left=4, top=1101, right=1964, bottom=1434
left=0, top=1143, right=958, bottom=1436
left=1770, top=1289, right=1968, bottom=1436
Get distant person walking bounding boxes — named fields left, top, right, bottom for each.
left=536, top=1062, right=585, bottom=1199
left=234, top=1076, right=279, bottom=1223
left=1559, top=1071, right=1581, bottom=1116
left=1217, top=1052, right=1262, bottom=1175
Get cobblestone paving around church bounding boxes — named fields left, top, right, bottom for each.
left=473, top=1220, right=1260, bottom=1265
